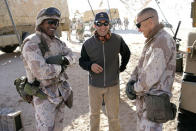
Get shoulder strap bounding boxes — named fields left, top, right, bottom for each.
left=37, top=34, right=49, bottom=57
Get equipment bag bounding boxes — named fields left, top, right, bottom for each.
left=59, top=81, right=73, bottom=108
left=65, top=90, right=73, bottom=108
left=14, top=76, right=33, bottom=103
left=14, top=76, right=47, bottom=103
left=144, top=93, right=177, bottom=123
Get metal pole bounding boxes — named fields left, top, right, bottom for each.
left=173, top=21, right=181, bottom=41
left=87, top=0, right=95, bottom=16
left=3, top=0, right=21, bottom=45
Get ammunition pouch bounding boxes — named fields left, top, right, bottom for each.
left=144, top=93, right=177, bottom=123
left=65, top=90, right=73, bottom=108
left=14, top=76, right=47, bottom=103
left=60, top=81, right=73, bottom=108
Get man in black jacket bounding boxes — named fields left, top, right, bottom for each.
left=79, top=12, right=130, bottom=131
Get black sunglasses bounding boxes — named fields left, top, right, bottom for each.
left=136, top=16, right=153, bottom=29
left=95, top=21, right=109, bottom=27
left=47, top=19, right=59, bottom=26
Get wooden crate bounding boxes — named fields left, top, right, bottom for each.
left=0, top=108, right=23, bottom=131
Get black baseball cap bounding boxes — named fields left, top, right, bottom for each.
left=94, top=12, right=109, bottom=23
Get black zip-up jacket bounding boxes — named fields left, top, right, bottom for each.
left=79, top=33, right=130, bottom=87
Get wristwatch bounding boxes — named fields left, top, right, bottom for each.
left=61, top=55, right=65, bottom=61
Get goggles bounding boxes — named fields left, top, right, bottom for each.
left=95, top=21, right=109, bottom=27
left=40, top=7, right=61, bottom=18
left=47, top=19, right=59, bottom=26
left=136, top=16, right=153, bottom=28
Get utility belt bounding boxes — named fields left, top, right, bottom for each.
left=14, top=76, right=47, bottom=103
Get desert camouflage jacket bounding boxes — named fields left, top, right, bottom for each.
left=130, top=24, right=176, bottom=97
left=22, top=31, right=75, bottom=104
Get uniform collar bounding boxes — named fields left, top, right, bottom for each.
left=145, top=23, right=164, bottom=43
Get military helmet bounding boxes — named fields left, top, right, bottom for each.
left=36, top=7, right=61, bottom=27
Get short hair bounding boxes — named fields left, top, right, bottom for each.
left=137, top=7, right=159, bottom=22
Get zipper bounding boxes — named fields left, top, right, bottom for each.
left=102, top=43, right=106, bottom=87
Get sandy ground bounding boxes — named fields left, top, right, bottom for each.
left=0, top=29, right=185, bottom=131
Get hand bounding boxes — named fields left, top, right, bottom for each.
left=46, top=55, right=69, bottom=66
left=127, top=80, right=136, bottom=87
left=125, top=80, right=136, bottom=100
left=91, top=63, right=103, bottom=74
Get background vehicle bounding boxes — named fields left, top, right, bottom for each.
left=0, top=0, right=70, bottom=53
left=177, top=0, right=196, bottom=130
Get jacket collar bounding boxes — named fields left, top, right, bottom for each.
left=94, top=30, right=111, bottom=43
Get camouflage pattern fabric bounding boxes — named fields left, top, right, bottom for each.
left=22, top=31, right=75, bottom=130
left=129, top=25, right=176, bottom=131
left=33, top=97, right=65, bottom=131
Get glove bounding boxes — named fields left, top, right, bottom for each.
left=119, top=65, right=126, bottom=72
left=125, top=80, right=136, bottom=100
left=46, top=54, right=69, bottom=67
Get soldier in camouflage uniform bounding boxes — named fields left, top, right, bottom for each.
left=126, top=8, right=176, bottom=131
left=76, top=20, right=85, bottom=42
left=123, top=17, right=129, bottom=30
left=22, top=7, right=75, bottom=131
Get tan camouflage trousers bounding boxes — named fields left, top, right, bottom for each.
left=33, top=97, right=65, bottom=131
left=88, top=84, right=120, bottom=131
left=136, top=97, right=162, bottom=131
